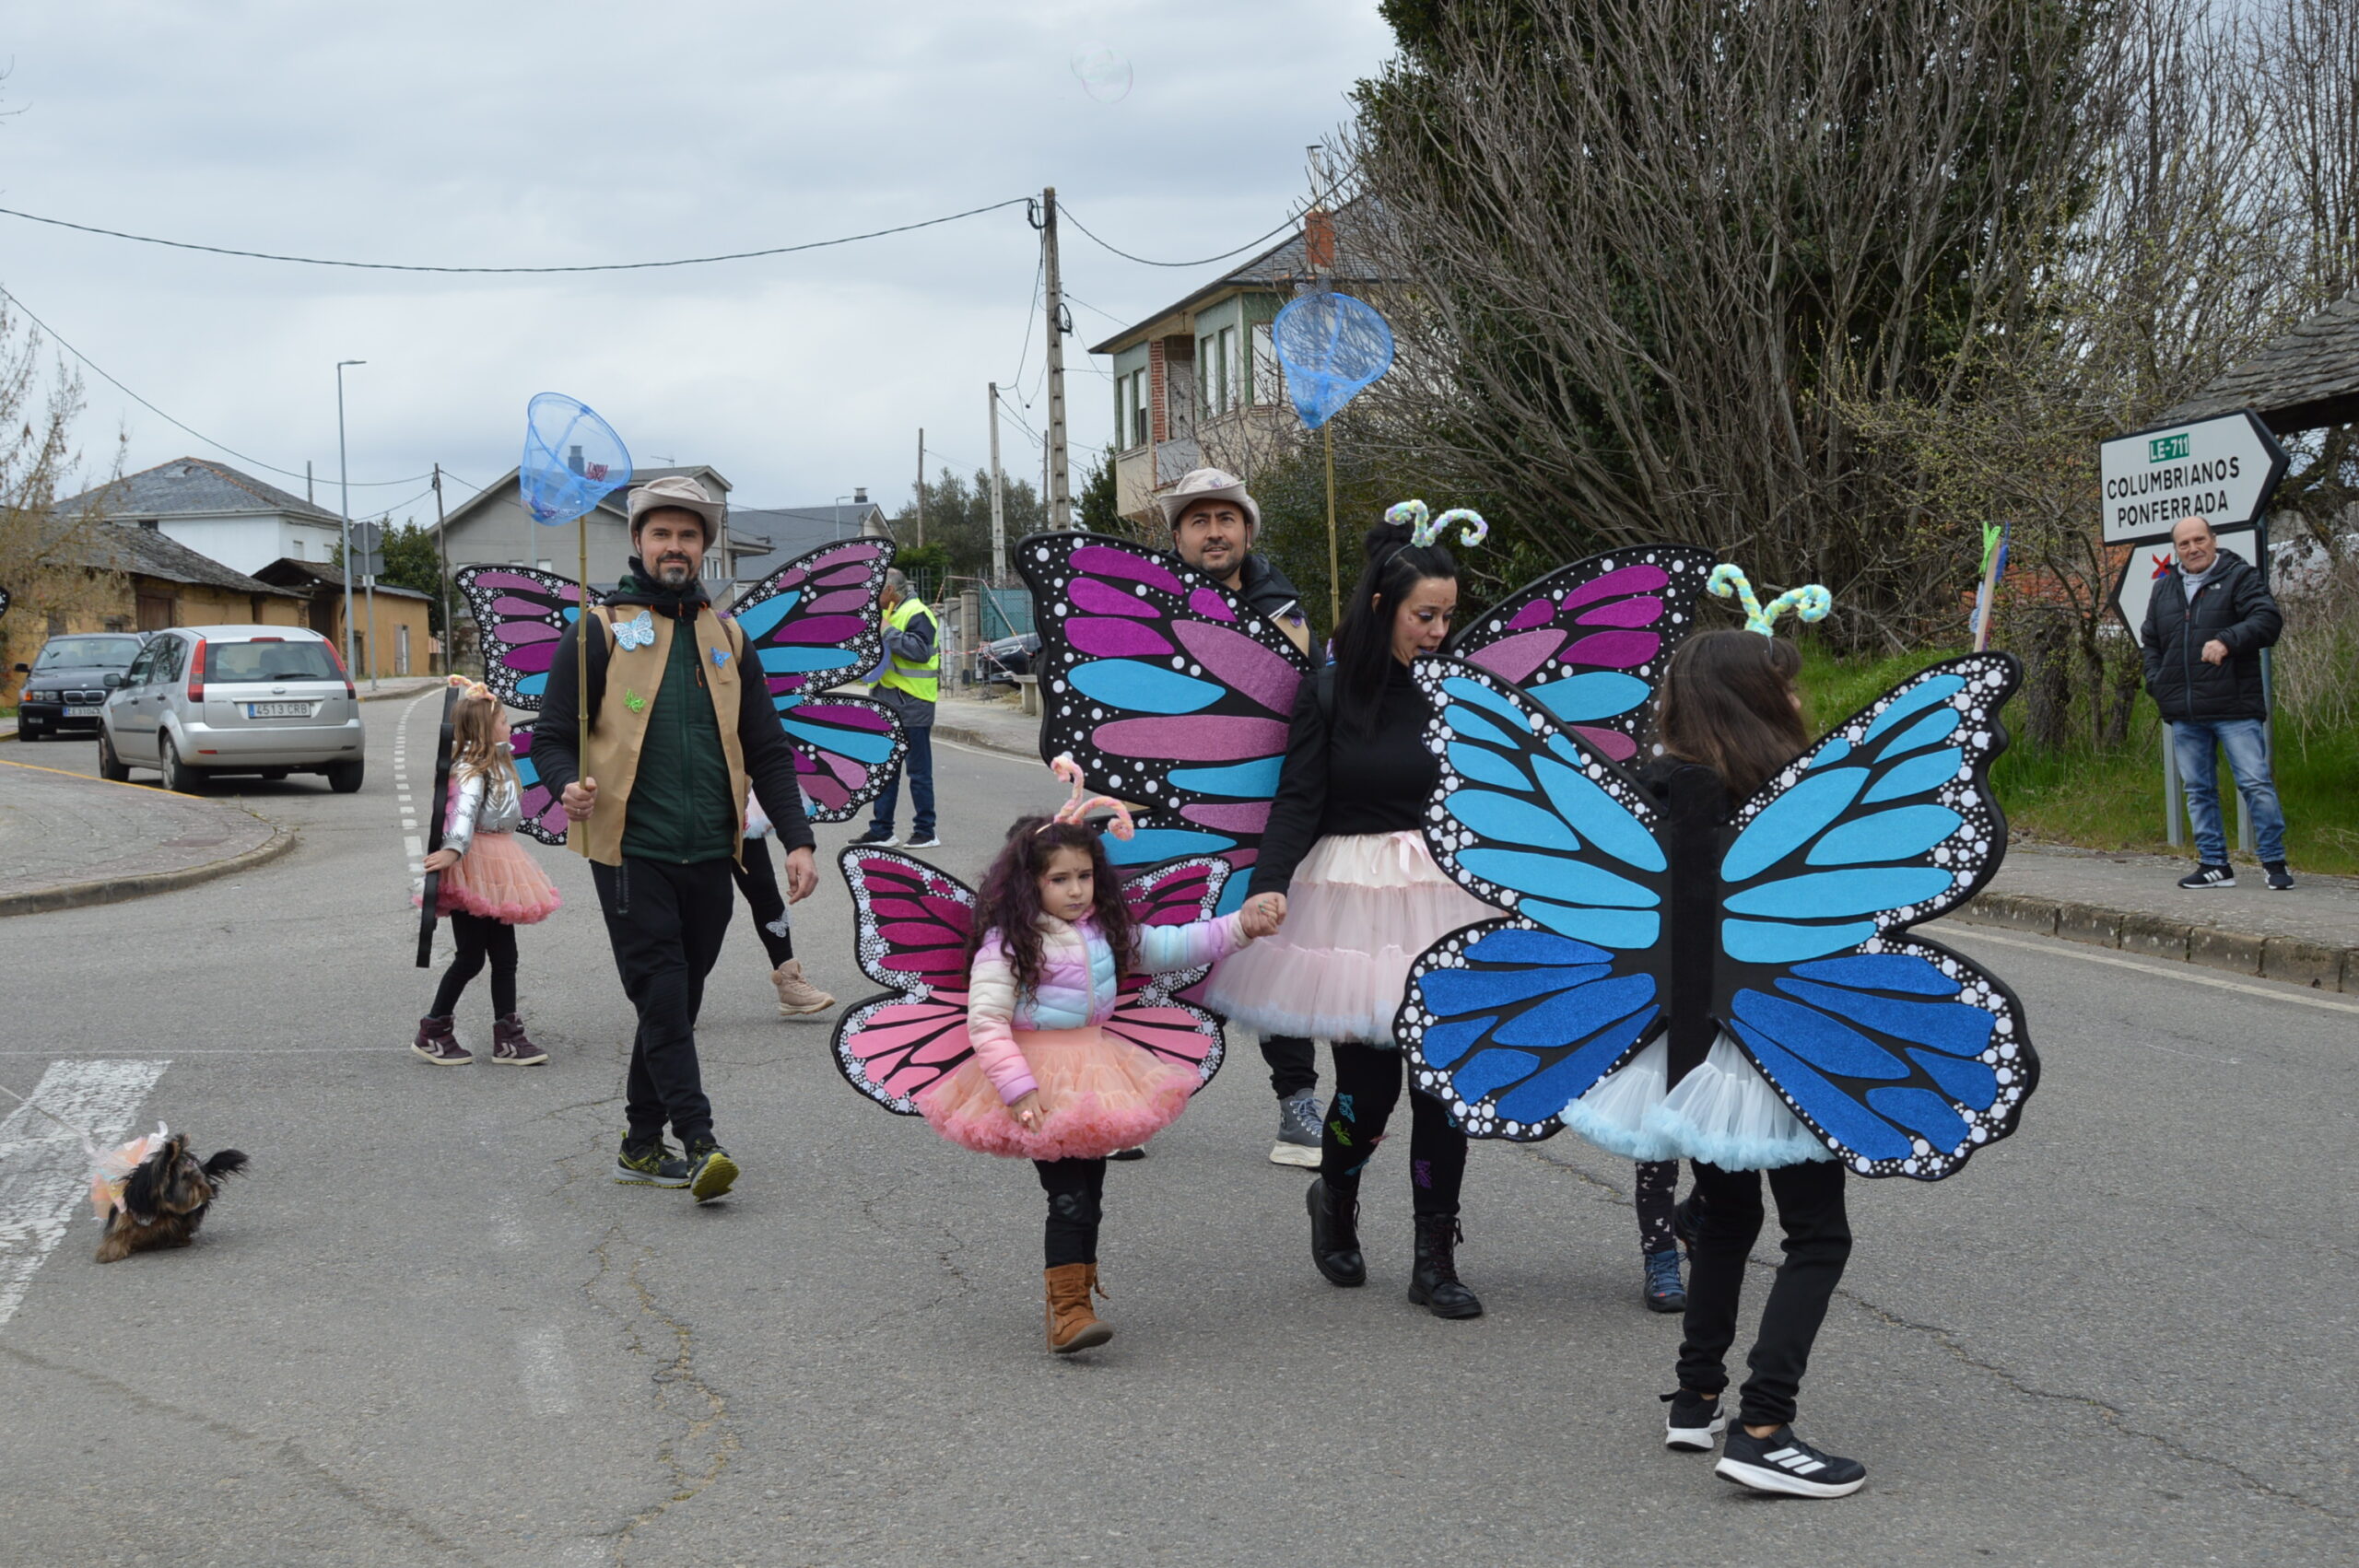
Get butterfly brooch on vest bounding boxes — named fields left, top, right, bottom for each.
left=614, top=609, right=656, bottom=649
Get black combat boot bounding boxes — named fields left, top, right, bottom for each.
left=1307, top=1177, right=1367, bottom=1287
left=1407, top=1213, right=1484, bottom=1319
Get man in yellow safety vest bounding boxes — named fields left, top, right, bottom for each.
left=851, top=568, right=940, bottom=848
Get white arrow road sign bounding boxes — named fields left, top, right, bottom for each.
left=2111, top=525, right=2260, bottom=639
left=2099, top=410, right=2286, bottom=545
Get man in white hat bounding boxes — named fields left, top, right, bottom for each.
left=1157, top=467, right=1322, bottom=1166
left=535, top=474, right=820, bottom=1204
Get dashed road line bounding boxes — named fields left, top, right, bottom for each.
left=0, top=1059, right=172, bottom=1330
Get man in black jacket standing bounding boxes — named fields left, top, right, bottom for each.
left=1158, top=467, right=1323, bottom=1167
left=2140, top=515, right=2293, bottom=890
left=535, top=475, right=820, bottom=1201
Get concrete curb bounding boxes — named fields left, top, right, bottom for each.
left=943, top=705, right=2357, bottom=994
left=0, top=817, right=298, bottom=918
left=1951, top=889, right=2357, bottom=993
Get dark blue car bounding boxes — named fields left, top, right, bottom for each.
left=14, top=632, right=148, bottom=740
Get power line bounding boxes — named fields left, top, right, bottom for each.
left=0, top=281, right=434, bottom=489
left=0, top=196, right=1032, bottom=275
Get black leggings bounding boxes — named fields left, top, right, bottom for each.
left=430, top=912, right=517, bottom=1017
left=1034, top=1157, right=1106, bottom=1269
left=1320, top=1041, right=1466, bottom=1217
left=1637, top=1160, right=1681, bottom=1255
left=731, top=838, right=795, bottom=968
left=1677, top=1159, right=1851, bottom=1429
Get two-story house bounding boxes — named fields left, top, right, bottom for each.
left=1090, top=205, right=1378, bottom=528
left=56, top=458, right=347, bottom=575
left=435, top=463, right=770, bottom=602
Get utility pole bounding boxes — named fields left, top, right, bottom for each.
left=1040, top=185, right=1072, bottom=529
left=364, top=518, right=379, bottom=688
left=334, top=359, right=364, bottom=679
left=914, top=427, right=927, bottom=548
left=433, top=464, right=451, bottom=675
left=988, top=382, right=1006, bottom=579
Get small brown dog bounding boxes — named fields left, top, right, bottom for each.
left=93, top=1133, right=248, bottom=1263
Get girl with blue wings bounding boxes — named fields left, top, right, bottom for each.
left=1203, top=515, right=1498, bottom=1319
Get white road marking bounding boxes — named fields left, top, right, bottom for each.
left=514, top=1326, right=581, bottom=1416
left=1937, top=923, right=2359, bottom=1016
left=0, top=1059, right=172, bottom=1330
left=404, top=836, right=425, bottom=859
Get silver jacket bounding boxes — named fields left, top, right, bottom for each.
left=443, top=770, right=523, bottom=856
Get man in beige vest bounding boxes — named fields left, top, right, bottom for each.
left=535, top=475, right=818, bottom=1203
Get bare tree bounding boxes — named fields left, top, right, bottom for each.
left=0, top=297, right=122, bottom=679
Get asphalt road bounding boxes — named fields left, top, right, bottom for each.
left=1, top=699, right=2352, bottom=1567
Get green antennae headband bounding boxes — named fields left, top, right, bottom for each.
left=1708, top=564, right=1832, bottom=636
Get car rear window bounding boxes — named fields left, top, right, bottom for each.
left=33, top=636, right=143, bottom=670
left=205, top=640, right=342, bottom=685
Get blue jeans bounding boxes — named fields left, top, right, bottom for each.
left=869, top=725, right=935, bottom=838
left=2171, top=718, right=2286, bottom=864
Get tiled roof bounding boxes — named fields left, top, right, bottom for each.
left=62, top=521, right=306, bottom=596
left=251, top=557, right=433, bottom=600
left=731, top=505, right=887, bottom=573
left=2160, top=290, right=2359, bottom=433
left=1087, top=198, right=1389, bottom=355
left=56, top=458, right=343, bottom=523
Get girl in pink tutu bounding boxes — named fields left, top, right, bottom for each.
left=1205, top=511, right=1496, bottom=1318
left=917, top=802, right=1282, bottom=1352
left=413, top=678, right=562, bottom=1067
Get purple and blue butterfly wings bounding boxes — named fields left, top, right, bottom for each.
left=1021, top=534, right=1312, bottom=915
left=1398, top=654, right=2036, bottom=1180
left=456, top=566, right=593, bottom=711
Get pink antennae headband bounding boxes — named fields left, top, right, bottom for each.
left=1039, top=753, right=1135, bottom=839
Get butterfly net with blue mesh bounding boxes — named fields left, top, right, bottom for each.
left=521, top=392, right=633, bottom=524
left=1273, top=292, right=1394, bottom=429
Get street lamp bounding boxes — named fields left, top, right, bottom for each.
left=335, top=360, right=366, bottom=681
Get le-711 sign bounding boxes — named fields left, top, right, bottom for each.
left=2097, top=409, right=2287, bottom=545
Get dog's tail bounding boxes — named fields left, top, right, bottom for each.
left=202, top=1150, right=250, bottom=1180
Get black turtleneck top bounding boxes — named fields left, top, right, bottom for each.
left=1249, top=659, right=1440, bottom=899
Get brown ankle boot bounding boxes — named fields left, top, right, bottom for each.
left=491, top=1013, right=548, bottom=1065
left=1044, top=1263, right=1112, bottom=1353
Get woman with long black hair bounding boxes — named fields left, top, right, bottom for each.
left=1204, top=511, right=1496, bottom=1317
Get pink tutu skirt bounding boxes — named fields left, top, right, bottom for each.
left=424, top=830, right=561, bottom=924
left=1203, top=830, right=1494, bottom=1044
left=917, top=1026, right=1197, bottom=1161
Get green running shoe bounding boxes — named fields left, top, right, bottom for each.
left=615, top=1138, right=691, bottom=1188
left=685, top=1141, right=739, bottom=1204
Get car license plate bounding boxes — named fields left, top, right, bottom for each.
left=249, top=701, right=311, bottom=718
left=65, top=706, right=100, bottom=718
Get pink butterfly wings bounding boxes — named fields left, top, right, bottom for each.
left=834, top=849, right=982, bottom=1115
left=504, top=721, right=572, bottom=847
left=455, top=565, right=593, bottom=710
left=1451, top=545, right=1717, bottom=762
left=726, top=540, right=906, bottom=822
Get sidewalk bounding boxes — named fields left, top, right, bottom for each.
left=0, top=758, right=294, bottom=916
left=933, top=691, right=2359, bottom=991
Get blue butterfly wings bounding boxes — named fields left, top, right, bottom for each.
left=1399, top=653, right=2036, bottom=1181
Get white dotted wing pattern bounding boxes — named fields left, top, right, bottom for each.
left=1712, top=653, right=2036, bottom=1179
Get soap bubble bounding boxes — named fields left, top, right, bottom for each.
left=1071, top=43, right=1133, bottom=103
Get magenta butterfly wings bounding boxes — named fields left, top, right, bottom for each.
left=1449, top=545, right=1717, bottom=763
left=503, top=722, right=571, bottom=847
left=456, top=566, right=593, bottom=710
left=726, top=539, right=908, bottom=824
left=832, top=848, right=1235, bottom=1117
left=1020, top=534, right=1314, bottom=916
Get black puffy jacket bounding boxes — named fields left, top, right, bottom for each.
left=2140, top=554, right=2282, bottom=722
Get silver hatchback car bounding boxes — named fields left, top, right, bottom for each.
left=99, top=625, right=366, bottom=793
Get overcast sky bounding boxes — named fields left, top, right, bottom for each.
left=2, top=1, right=1395, bottom=526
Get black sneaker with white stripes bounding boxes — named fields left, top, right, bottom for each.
left=2177, top=863, right=2236, bottom=889
left=1716, top=1425, right=1866, bottom=1497
left=1661, top=1390, right=1726, bottom=1452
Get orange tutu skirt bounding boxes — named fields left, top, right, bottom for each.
left=425, top=830, right=561, bottom=924
left=917, top=1026, right=1196, bottom=1161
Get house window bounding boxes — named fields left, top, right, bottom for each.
left=1202, top=332, right=1234, bottom=417
left=1131, top=369, right=1149, bottom=447
left=1251, top=322, right=1279, bottom=409
left=1220, top=328, right=1238, bottom=414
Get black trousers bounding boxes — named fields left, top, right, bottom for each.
left=593, top=857, right=734, bottom=1148
left=1320, top=1041, right=1466, bottom=1217
left=1677, top=1159, right=1851, bottom=1428
left=1636, top=1159, right=1680, bottom=1256
left=1034, top=1157, right=1107, bottom=1269
left=1262, top=1034, right=1318, bottom=1099
left=731, top=837, right=795, bottom=968
left=430, top=911, right=517, bottom=1018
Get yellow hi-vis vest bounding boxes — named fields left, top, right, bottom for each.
left=877, top=596, right=939, bottom=704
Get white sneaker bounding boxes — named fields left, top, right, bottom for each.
left=851, top=828, right=900, bottom=848
left=1269, top=1092, right=1322, bottom=1167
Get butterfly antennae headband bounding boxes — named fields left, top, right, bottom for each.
left=1384, top=499, right=1489, bottom=551
left=1708, top=564, right=1832, bottom=636
left=446, top=673, right=494, bottom=704
left=1040, top=753, right=1136, bottom=840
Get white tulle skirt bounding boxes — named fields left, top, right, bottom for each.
left=1562, top=1034, right=1835, bottom=1171
left=1203, top=830, right=1496, bottom=1046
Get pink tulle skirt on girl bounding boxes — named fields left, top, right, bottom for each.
left=917, top=1026, right=1196, bottom=1162
left=428, top=831, right=560, bottom=924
